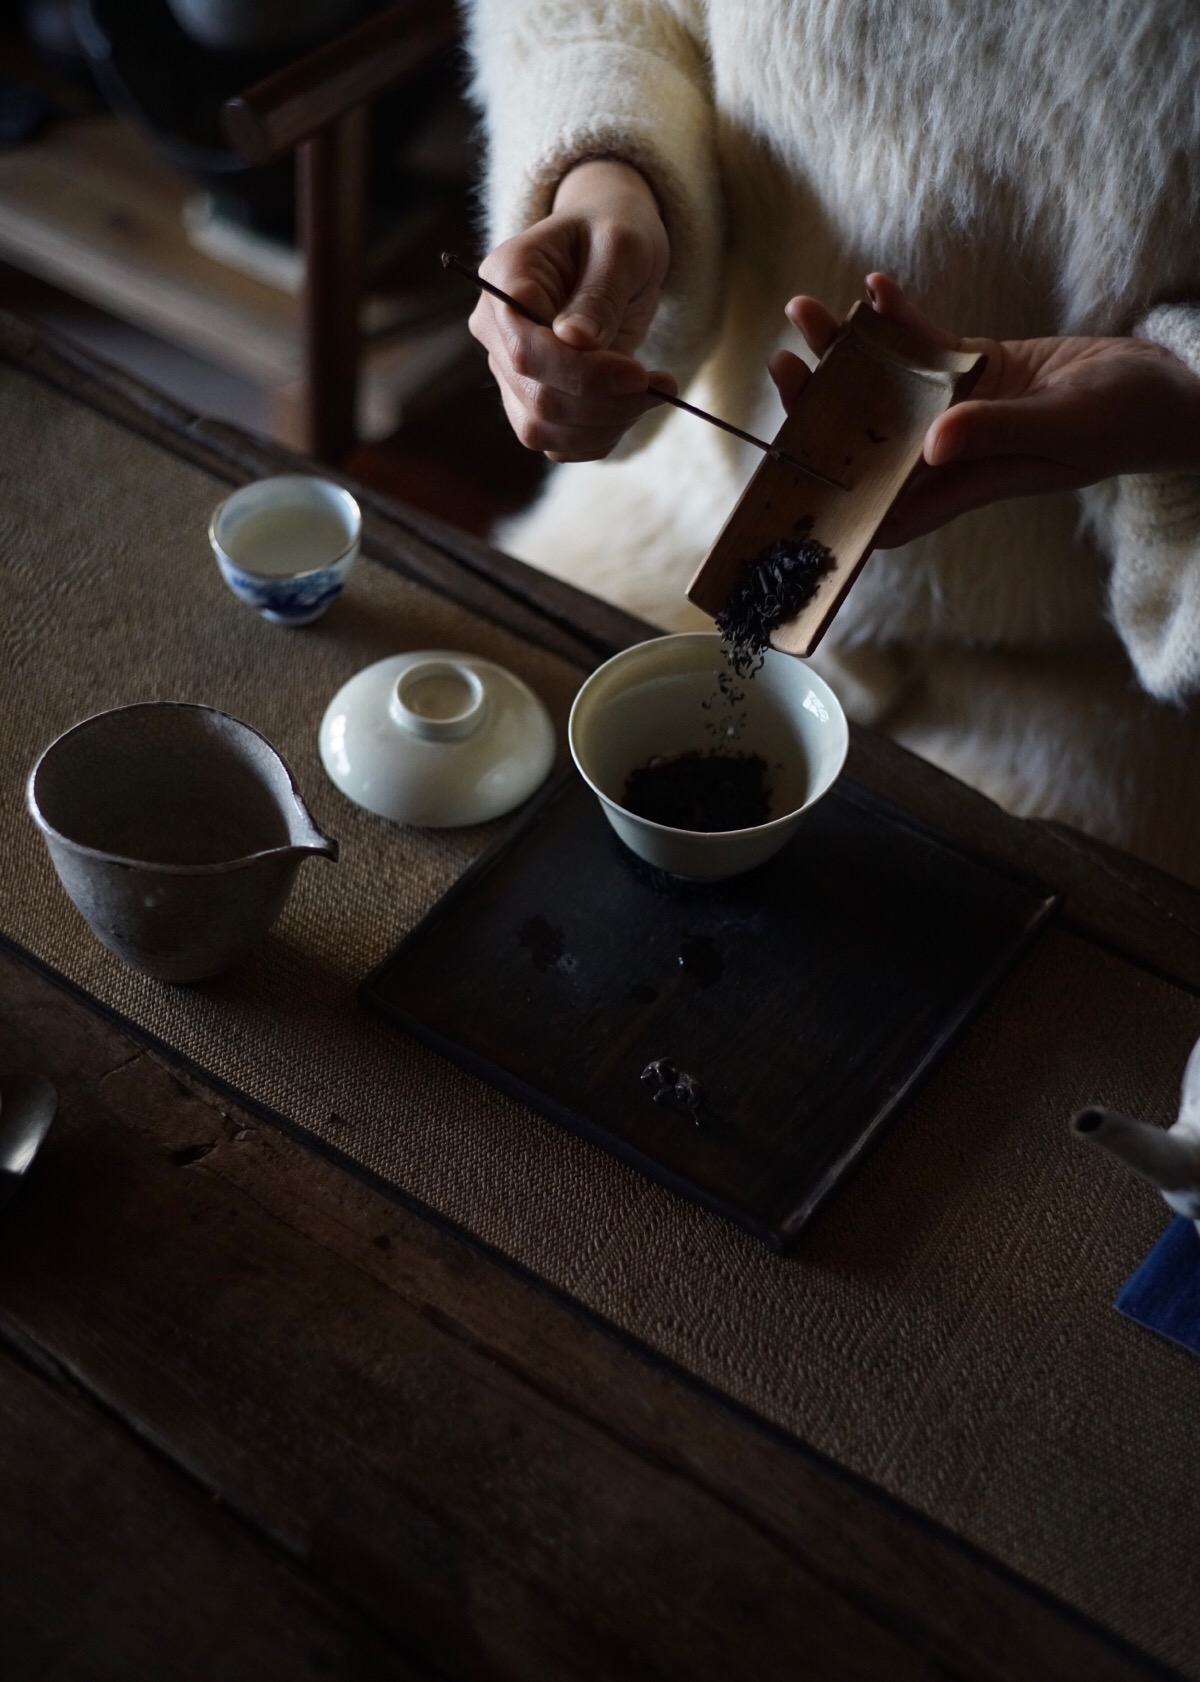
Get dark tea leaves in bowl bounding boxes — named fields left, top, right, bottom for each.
left=622, top=750, right=772, bottom=832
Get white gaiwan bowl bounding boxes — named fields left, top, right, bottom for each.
left=318, top=650, right=555, bottom=827
left=569, top=633, right=848, bottom=880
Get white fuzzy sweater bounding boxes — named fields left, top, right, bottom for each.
left=465, top=0, right=1200, bottom=880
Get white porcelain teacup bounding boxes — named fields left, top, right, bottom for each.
left=210, top=474, right=361, bottom=626
left=569, top=633, right=848, bottom=881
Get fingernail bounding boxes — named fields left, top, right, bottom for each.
left=553, top=312, right=598, bottom=345
left=864, top=279, right=878, bottom=305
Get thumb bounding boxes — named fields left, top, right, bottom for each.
left=926, top=392, right=1081, bottom=469
left=553, top=250, right=633, bottom=351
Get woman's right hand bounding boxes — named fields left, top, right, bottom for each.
left=470, top=159, right=674, bottom=462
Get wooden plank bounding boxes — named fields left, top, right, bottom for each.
left=298, top=105, right=368, bottom=459
left=0, top=1339, right=430, bottom=1681
left=0, top=944, right=1176, bottom=1682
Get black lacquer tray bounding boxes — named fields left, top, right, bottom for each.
left=362, top=773, right=1057, bottom=1250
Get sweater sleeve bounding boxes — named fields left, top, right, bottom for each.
left=462, top=0, right=725, bottom=394
left=1087, top=303, right=1200, bottom=703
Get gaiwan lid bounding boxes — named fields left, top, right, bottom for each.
left=318, top=651, right=555, bottom=828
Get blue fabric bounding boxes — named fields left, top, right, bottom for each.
left=1116, top=1217, right=1200, bottom=1359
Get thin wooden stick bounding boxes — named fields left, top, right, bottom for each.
left=441, top=253, right=848, bottom=490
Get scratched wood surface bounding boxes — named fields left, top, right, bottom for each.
left=0, top=938, right=1182, bottom=1682
left=0, top=1330, right=428, bottom=1682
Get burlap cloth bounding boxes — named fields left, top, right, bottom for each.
left=4, top=357, right=1200, bottom=1673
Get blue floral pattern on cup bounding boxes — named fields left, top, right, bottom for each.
left=221, top=563, right=347, bottom=625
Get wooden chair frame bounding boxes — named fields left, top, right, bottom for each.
left=222, top=0, right=458, bottom=462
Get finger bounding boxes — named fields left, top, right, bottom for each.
left=496, top=386, right=630, bottom=461
left=489, top=356, right=661, bottom=459
left=783, top=295, right=841, bottom=360
left=924, top=388, right=1095, bottom=470
left=875, top=454, right=1090, bottom=546
left=479, top=243, right=567, bottom=327
left=538, top=410, right=659, bottom=461
left=470, top=288, right=559, bottom=375
left=543, top=434, right=628, bottom=461
left=864, top=273, right=961, bottom=350
left=767, top=347, right=813, bottom=412
left=537, top=388, right=667, bottom=459
left=553, top=224, right=651, bottom=351
left=484, top=298, right=652, bottom=402
left=550, top=384, right=669, bottom=433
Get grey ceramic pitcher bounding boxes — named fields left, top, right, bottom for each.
left=28, top=703, right=337, bottom=982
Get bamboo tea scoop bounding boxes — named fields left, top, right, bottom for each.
left=440, top=253, right=847, bottom=490
left=686, top=303, right=986, bottom=658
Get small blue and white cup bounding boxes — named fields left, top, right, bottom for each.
left=209, top=474, right=361, bottom=626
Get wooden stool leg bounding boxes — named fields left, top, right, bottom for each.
left=297, top=104, right=368, bottom=463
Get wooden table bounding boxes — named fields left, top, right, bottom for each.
left=2, top=318, right=1199, bottom=1682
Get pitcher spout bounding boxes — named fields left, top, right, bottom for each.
left=286, top=832, right=339, bottom=862
left=285, top=815, right=338, bottom=863
left=276, top=782, right=337, bottom=861
left=1072, top=1107, right=1200, bottom=1195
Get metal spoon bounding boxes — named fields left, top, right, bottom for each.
left=0, top=1073, right=57, bottom=1209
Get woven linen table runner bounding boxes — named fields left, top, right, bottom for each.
left=4, top=347, right=1200, bottom=1675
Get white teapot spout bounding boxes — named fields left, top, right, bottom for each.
left=1073, top=1037, right=1200, bottom=1226
left=1073, top=1108, right=1200, bottom=1205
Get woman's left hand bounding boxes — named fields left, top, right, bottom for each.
left=768, top=273, right=1200, bottom=548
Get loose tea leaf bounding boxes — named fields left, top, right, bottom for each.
left=716, top=530, right=835, bottom=679
left=640, top=1058, right=704, bottom=1121
left=623, top=749, right=772, bottom=832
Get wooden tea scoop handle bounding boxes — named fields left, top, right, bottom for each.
left=441, top=253, right=848, bottom=492
left=686, top=302, right=986, bottom=660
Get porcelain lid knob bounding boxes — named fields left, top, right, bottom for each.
left=388, top=659, right=486, bottom=742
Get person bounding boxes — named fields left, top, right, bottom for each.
left=462, top=0, right=1200, bottom=882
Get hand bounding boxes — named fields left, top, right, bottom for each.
left=768, top=273, right=1200, bottom=547
left=470, top=160, right=674, bottom=462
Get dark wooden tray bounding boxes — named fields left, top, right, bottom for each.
left=361, top=773, right=1057, bottom=1250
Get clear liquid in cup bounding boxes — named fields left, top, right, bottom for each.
left=226, top=504, right=351, bottom=576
